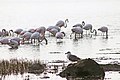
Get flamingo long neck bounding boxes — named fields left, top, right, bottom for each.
left=9, top=30, right=14, bottom=36
left=82, top=21, right=85, bottom=26
left=2, top=29, right=6, bottom=33
left=61, top=32, right=65, bottom=36
left=39, top=34, right=48, bottom=45
left=64, top=19, right=68, bottom=28
left=90, top=29, right=97, bottom=36
left=2, top=29, right=9, bottom=37
left=44, top=37, right=48, bottom=45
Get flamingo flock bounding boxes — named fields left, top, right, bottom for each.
left=0, top=19, right=108, bottom=49
left=71, top=21, right=107, bottom=39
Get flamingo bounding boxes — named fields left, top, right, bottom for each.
left=28, top=29, right=35, bottom=33
left=82, top=21, right=97, bottom=36
left=21, top=32, right=32, bottom=43
left=30, top=32, right=40, bottom=43
left=35, top=26, right=46, bottom=34
left=20, top=30, right=27, bottom=35
left=70, top=27, right=83, bottom=39
left=55, top=32, right=65, bottom=39
left=1, top=29, right=9, bottom=37
left=47, top=26, right=60, bottom=36
left=65, top=51, right=80, bottom=62
left=0, top=38, right=9, bottom=44
left=73, top=23, right=83, bottom=28
left=98, top=26, right=108, bottom=38
left=49, top=28, right=59, bottom=36
left=30, top=32, right=47, bottom=44
left=8, top=39, right=19, bottom=49
left=14, top=28, right=23, bottom=36
left=47, top=26, right=60, bottom=32
left=1, top=29, right=14, bottom=37
left=0, top=37, right=20, bottom=49
left=55, top=19, right=69, bottom=28
left=11, top=37, right=21, bottom=45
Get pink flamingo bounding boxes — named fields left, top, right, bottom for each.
left=55, top=19, right=69, bottom=28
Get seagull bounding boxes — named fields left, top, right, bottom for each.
left=65, top=51, right=80, bottom=62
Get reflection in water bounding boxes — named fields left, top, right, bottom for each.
left=31, top=45, right=40, bottom=52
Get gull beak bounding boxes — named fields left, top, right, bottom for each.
left=65, top=53, right=67, bottom=54
left=65, top=51, right=70, bottom=54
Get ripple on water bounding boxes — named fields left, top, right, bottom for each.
left=49, top=51, right=62, bottom=54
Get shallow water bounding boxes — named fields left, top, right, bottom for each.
left=1, top=71, right=120, bottom=80
left=1, top=30, right=120, bottom=63
left=0, top=0, right=120, bottom=80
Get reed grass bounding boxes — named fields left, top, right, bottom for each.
left=0, top=59, right=45, bottom=78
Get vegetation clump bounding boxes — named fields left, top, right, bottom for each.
left=0, top=59, right=45, bottom=78
left=100, top=64, right=120, bottom=71
left=28, top=60, right=45, bottom=74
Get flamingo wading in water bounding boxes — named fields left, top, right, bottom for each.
left=98, top=26, right=108, bottom=39
left=8, top=39, right=19, bottom=49
left=0, top=38, right=9, bottom=44
left=21, top=32, right=32, bottom=44
left=30, top=32, right=48, bottom=45
left=55, top=32, right=65, bottom=39
left=70, top=27, right=83, bottom=39
left=72, top=23, right=83, bottom=28
left=82, top=21, right=97, bottom=36
left=14, top=28, right=23, bottom=37
left=1, top=29, right=9, bottom=37
left=55, top=19, right=69, bottom=28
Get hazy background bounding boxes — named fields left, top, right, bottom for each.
left=0, top=0, right=120, bottom=30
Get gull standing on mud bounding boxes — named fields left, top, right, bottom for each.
left=65, top=51, right=80, bottom=62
